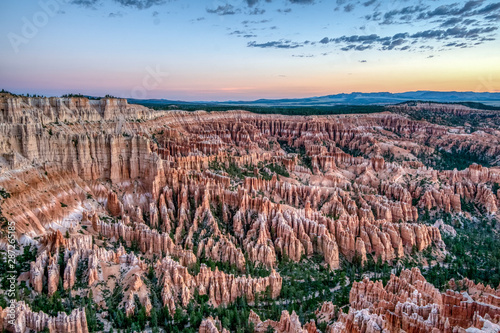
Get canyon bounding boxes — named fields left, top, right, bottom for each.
left=0, top=93, right=499, bottom=332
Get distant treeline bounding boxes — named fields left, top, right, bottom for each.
left=0, top=89, right=44, bottom=98
left=61, top=93, right=118, bottom=100
left=128, top=101, right=386, bottom=116
left=398, top=100, right=500, bottom=111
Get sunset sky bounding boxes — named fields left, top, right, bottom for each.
left=1, top=0, right=499, bottom=100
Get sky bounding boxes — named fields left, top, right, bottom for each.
left=0, top=0, right=499, bottom=101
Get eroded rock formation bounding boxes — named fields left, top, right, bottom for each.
left=320, top=268, right=500, bottom=333
left=2, top=95, right=500, bottom=332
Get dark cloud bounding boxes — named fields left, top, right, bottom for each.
left=363, top=0, right=376, bottom=6
left=114, top=0, right=166, bottom=10
left=230, top=29, right=258, bottom=38
left=249, top=8, right=265, bottom=15
left=359, top=60, right=367, bottom=62
left=366, top=0, right=499, bottom=31
left=72, top=0, right=167, bottom=10
left=247, top=39, right=305, bottom=48
left=460, top=0, right=487, bottom=14
left=383, top=38, right=407, bottom=50
left=417, top=1, right=487, bottom=19
left=277, top=8, right=292, bottom=13
left=411, top=26, right=497, bottom=39
left=70, top=0, right=100, bottom=8
left=207, top=4, right=239, bottom=15
left=344, top=4, right=355, bottom=12
left=476, top=2, right=500, bottom=14
left=440, top=17, right=462, bottom=27
left=108, top=11, right=124, bottom=17
left=380, top=5, right=429, bottom=24
left=244, top=0, right=272, bottom=6
left=289, top=0, right=315, bottom=4
left=246, top=0, right=314, bottom=5
left=242, top=19, right=270, bottom=24
left=318, top=24, right=497, bottom=52
left=341, top=44, right=372, bottom=51
left=230, top=30, right=248, bottom=35
left=485, top=13, right=500, bottom=20
left=329, top=34, right=383, bottom=44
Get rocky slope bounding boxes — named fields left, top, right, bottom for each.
left=0, top=95, right=499, bottom=332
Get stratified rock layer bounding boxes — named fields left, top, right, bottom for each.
left=2, top=96, right=500, bottom=332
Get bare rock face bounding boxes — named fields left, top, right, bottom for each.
left=47, top=252, right=60, bottom=296
left=249, top=310, right=312, bottom=333
left=30, top=251, right=48, bottom=293
left=5, top=97, right=500, bottom=332
left=125, top=292, right=136, bottom=317
left=155, top=256, right=282, bottom=314
left=106, top=191, right=123, bottom=217
left=1, top=302, right=88, bottom=333
left=63, top=250, right=80, bottom=290
left=199, top=316, right=230, bottom=333
left=433, top=219, right=457, bottom=237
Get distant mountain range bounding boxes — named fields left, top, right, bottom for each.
left=129, top=91, right=500, bottom=107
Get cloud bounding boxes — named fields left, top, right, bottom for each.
left=114, top=0, right=167, bottom=10
left=364, top=0, right=499, bottom=29
left=476, top=2, right=500, bottom=14
left=244, top=0, right=272, bottom=6
left=363, top=0, right=376, bottom=6
left=383, top=38, right=406, bottom=50
left=71, top=0, right=167, bottom=10
left=341, top=44, right=372, bottom=51
left=411, top=26, right=497, bottom=39
left=440, top=17, right=463, bottom=27
left=247, top=39, right=305, bottom=48
left=289, top=0, right=315, bottom=4
left=242, top=19, right=270, bottom=25
left=230, top=30, right=247, bottom=35
left=207, top=4, right=239, bottom=15
left=485, top=13, right=500, bottom=20
left=318, top=24, right=497, bottom=52
left=244, top=0, right=312, bottom=7
left=417, top=0, right=490, bottom=19
left=344, top=4, right=355, bottom=12
left=70, top=0, right=100, bottom=8
left=379, top=5, right=429, bottom=24
left=231, top=29, right=257, bottom=37
left=249, top=8, right=265, bottom=15
left=108, top=11, right=124, bottom=17
left=319, top=37, right=330, bottom=44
